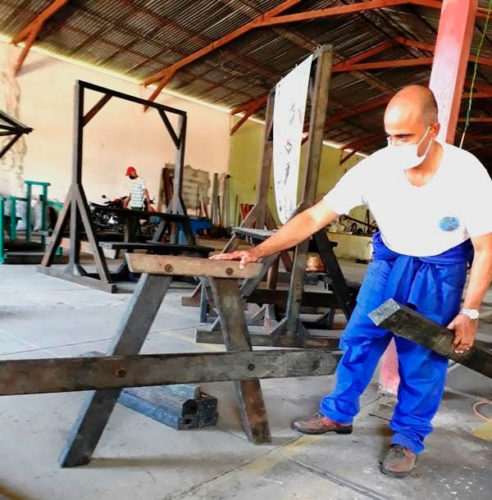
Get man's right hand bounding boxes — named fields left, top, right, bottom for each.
left=210, top=249, right=260, bottom=269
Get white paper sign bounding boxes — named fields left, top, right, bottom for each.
left=273, top=54, right=313, bottom=224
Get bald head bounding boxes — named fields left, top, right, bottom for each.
left=385, top=85, right=439, bottom=126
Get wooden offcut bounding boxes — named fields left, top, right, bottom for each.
left=126, top=254, right=262, bottom=279
left=369, top=299, right=492, bottom=379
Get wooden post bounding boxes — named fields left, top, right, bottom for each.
left=274, top=45, right=333, bottom=342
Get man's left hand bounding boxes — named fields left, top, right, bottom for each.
left=447, top=314, right=477, bottom=354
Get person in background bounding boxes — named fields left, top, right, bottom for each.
left=123, top=166, right=151, bottom=240
left=123, top=166, right=150, bottom=210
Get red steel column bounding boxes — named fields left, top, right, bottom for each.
left=429, top=0, right=478, bottom=143
left=379, top=0, right=478, bottom=396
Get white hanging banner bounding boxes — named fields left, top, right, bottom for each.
left=273, top=54, right=313, bottom=224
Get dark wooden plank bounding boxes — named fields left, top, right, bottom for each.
left=209, top=277, right=271, bottom=443
left=240, top=253, right=280, bottom=297
left=314, top=231, right=354, bottom=319
left=59, top=273, right=172, bottom=467
left=97, top=206, right=188, bottom=222
left=369, top=299, right=492, bottom=378
left=196, top=329, right=342, bottom=350
left=100, top=242, right=212, bottom=256
left=247, top=288, right=339, bottom=308
left=0, top=349, right=340, bottom=396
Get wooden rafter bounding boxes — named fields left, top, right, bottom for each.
left=142, top=0, right=302, bottom=88
left=10, top=0, right=69, bottom=74
left=340, top=149, right=360, bottom=165
left=325, top=96, right=391, bottom=126
left=140, top=0, right=489, bottom=103
left=230, top=95, right=269, bottom=136
left=141, top=0, right=433, bottom=103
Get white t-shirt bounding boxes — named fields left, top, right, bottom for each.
left=323, top=143, right=492, bottom=257
left=128, top=177, right=146, bottom=209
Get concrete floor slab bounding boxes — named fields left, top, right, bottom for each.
left=0, top=263, right=491, bottom=500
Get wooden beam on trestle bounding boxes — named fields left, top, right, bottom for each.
left=10, top=0, right=69, bottom=74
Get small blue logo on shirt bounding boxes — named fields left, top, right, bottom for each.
left=439, top=216, right=460, bottom=231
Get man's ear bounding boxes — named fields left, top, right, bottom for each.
left=431, top=122, right=440, bottom=138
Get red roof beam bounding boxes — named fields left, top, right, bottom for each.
left=257, top=0, right=412, bottom=27
left=230, top=96, right=268, bottom=135
left=10, top=0, right=69, bottom=74
left=258, top=1, right=488, bottom=27
left=458, top=117, right=492, bottom=123
left=325, top=96, right=391, bottom=125
left=333, top=57, right=434, bottom=72
left=142, top=0, right=302, bottom=87
left=340, top=149, right=361, bottom=165
left=230, top=95, right=268, bottom=115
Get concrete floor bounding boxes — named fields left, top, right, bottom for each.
left=0, top=262, right=491, bottom=500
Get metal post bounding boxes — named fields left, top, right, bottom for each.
left=25, top=182, right=32, bottom=243
left=68, top=82, right=84, bottom=270
left=9, top=196, right=16, bottom=241
left=0, top=198, right=4, bottom=264
left=41, top=183, right=48, bottom=247
left=429, top=0, right=478, bottom=143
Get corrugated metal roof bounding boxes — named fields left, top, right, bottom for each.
left=0, top=0, right=490, bottom=164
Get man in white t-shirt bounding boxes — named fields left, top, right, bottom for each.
left=124, top=166, right=150, bottom=210
left=123, top=166, right=151, bottom=241
left=212, top=86, right=492, bottom=477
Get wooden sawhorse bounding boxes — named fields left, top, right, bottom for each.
left=0, top=255, right=340, bottom=467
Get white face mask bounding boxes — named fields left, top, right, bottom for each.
left=382, top=126, right=433, bottom=171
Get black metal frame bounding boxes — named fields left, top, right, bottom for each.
left=38, top=80, right=191, bottom=293
left=0, top=109, right=32, bottom=160
left=191, top=45, right=357, bottom=348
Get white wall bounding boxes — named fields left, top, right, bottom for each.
left=0, top=42, right=231, bottom=204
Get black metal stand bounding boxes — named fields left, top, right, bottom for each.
left=38, top=80, right=202, bottom=292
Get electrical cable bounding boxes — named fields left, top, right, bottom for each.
left=459, top=0, right=492, bottom=148
left=473, top=399, right=492, bottom=422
